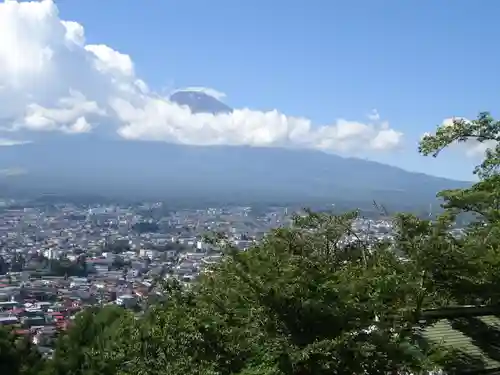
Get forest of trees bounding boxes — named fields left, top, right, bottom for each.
left=2, top=113, right=500, bottom=374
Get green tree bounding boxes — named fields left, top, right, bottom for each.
left=118, top=211, right=447, bottom=375
left=419, top=112, right=500, bottom=305
left=47, top=305, right=135, bottom=375
left=0, top=327, right=44, bottom=375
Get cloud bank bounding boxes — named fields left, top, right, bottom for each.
left=0, top=0, right=403, bottom=153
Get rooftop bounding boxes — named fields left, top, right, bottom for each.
left=421, top=306, right=500, bottom=374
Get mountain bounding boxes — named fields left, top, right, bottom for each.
left=170, top=90, right=233, bottom=114
left=0, top=90, right=470, bottom=211
left=0, top=136, right=469, bottom=211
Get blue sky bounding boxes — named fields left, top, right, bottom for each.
left=51, top=0, right=499, bottom=180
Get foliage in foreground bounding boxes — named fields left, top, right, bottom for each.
left=3, top=112, right=500, bottom=374
left=0, top=327, right=43, bottom=375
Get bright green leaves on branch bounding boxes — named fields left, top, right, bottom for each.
left=420, top=112, right=500, bottom=220
left=418, top=112, right=500, bottom=306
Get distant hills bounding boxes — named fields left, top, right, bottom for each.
left=0, top=90, right=469, bottom=212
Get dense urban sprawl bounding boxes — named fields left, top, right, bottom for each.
left=0, top=200, right=401, bottom=357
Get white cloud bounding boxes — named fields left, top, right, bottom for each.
left=0, top=138, right=30, bottom=146
left=85, top=44, right=135, bottom=77
left=367, top=109, right=380, bottom=122
left=0, top=0, right=404, bottom=154
left=17, top=90, right=103, bottom=133
left=64, top=116, right=92, bottom=134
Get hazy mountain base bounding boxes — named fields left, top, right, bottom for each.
left=0, top=137, right=469, bottom=216
left=0, top=187, right=445, bottom=220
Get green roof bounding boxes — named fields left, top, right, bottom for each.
left=422, top=313, right=500, bottom=374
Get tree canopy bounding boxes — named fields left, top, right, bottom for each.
left=0, top=327, right=43, bottom=375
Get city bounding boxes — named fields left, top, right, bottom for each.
left=0, top=200, right=401, bottom=357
